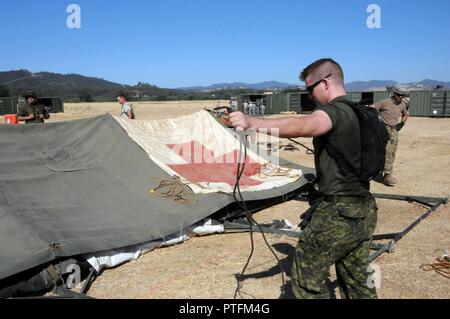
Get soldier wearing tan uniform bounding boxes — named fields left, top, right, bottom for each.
left=372, top=87, right=409, bottom=186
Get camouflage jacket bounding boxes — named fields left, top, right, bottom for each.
left=18, top=102, right=46, bottom=124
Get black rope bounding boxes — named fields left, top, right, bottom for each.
left=233, top=131, right=286, bottom=299
left=287, top=138, right=315, bottom=155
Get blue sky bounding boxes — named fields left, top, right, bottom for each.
left=0, top=0, right=449, bottom=88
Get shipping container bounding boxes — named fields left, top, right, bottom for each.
left=373, top=91, right=390, bottom=104
left=0, top=97, right=19, bottom=115
left=270, top=93, right=288, bottom=114
left=429, top=91, right=450, bottom=117
left=408, top=91, right=432, bottom=117
left=263, top=90, right=450, bottom=117
left=16, top=97, right=64, bottom=114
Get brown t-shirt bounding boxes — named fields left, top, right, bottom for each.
left=373, top=98, right=408, bottom=127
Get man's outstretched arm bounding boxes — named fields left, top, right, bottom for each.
left=229, top=110, right=332, bottom=138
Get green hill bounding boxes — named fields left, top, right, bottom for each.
left=0, top=70, right=259, bottom=102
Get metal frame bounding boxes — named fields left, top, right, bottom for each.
left=369, top=193, right=447, bottom=261
left=62, top=191, right=447, bottom=298
left=8, top=267, right=97, bottom=300
left=222, top=192, right=448, bottom=263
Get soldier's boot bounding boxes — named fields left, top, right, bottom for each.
left=383, top=174, right=398, bottom=186
left=374, top=172, right=384, bottom=183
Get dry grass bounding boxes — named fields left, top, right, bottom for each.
left=3, top=102, right=449, bottom=299
left=47, top=100, right=230, bottom=122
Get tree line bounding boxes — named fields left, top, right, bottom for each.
left=0, top=83, right=264, bottom=102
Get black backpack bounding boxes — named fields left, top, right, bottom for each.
left=325, top=101, right=389, bottom=183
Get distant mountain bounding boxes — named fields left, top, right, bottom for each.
left=0, top=70, right=261, bottom=102
left=184, top=78, right=450, bottom=92
left=411, top=79, right=450, bottom=89
left=1, top=69, right=449, bottom=102
left=0, top=70, right=124, bottom=91
left=346, top=79, right=450, bottom=91
left=345, top=80, right=397, bottom=91
left=179, top=81, right=299, bottom=91
left=0, top=70, right=127, bottom=100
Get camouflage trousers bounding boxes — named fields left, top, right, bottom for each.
left=291, top=196, right=378, bottom=299
left=385, top=127, right=399, bottom=175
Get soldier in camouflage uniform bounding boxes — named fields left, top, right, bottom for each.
left=372, top=87, right=409, bottom=186
left=17, top=92, right=49, bottom=124
left=230, top=58, right=378, bottom=299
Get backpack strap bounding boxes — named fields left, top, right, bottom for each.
left=321, top=100, right=360, bottom=178
left=323, top=142, right=357, bottom=177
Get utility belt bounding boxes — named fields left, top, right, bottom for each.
left=299, top=194, right=372, bottom=229
left=322, top=195, right=371, bottom=204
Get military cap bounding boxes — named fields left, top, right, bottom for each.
left=392, top=86, right=408, bottom=96
left=23, top=91, right=38, bottom=99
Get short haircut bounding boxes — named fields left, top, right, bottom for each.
left=300, top=58, right=344, bottom=85
left=117, top=93, right=128, bottom=100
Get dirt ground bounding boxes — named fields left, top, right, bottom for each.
left=3, top=101, right=449, bottom=299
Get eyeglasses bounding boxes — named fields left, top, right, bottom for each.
left=305, top=73, right=332, bottom=97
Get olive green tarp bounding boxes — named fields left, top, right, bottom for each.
left=0, top=114, right=314, bottom=281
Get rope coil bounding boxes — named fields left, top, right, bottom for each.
left=258, top=163, right=293, bottom=178
left=420, top=256, right=450, bottom=279
left=150, top=176, right=199, bottom=206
